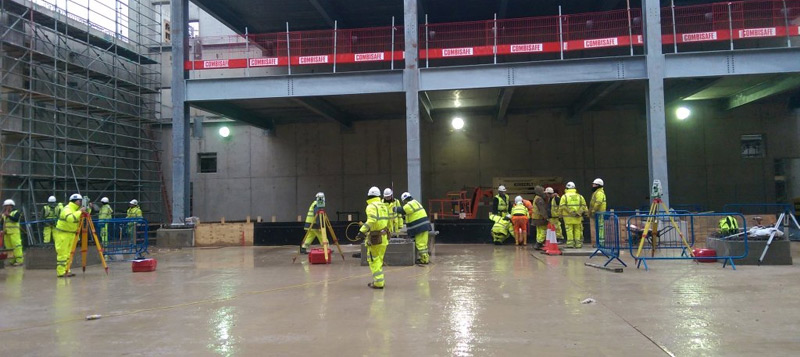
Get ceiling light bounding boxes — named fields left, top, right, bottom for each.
left=676, top=107, right=691, bottom=120
left=219, top=126, right=231, bottom=137
left=451, top=117, right=465, bottom=130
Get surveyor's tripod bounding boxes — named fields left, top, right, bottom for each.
left=65, top=212, right=109, bottom=274
left=634, top=196, right=694, bottom=260
left=292, top=209, right=345, bottom=263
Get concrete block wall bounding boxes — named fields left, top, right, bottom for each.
left=158, top=97, right=800, bottom=222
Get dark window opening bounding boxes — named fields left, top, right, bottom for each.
left=198, top=152, right=217, bottom=173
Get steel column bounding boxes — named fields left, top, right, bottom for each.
left=171, top=0, right=190, bottom=226
left=643, top=0, right=670, bottom=207
left=404, top=0, right=421, bottom=199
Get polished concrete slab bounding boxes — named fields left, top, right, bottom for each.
left=1, top=244, right=799, bottom=356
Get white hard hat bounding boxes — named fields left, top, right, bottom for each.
left=593, top=178, right=604, bottom=186
left=48, top=196, right=56, bottom=203
left=3, top=199, right=15, bottom=206
left=383, top=188, right=393, bottom=198
left=514, top=196, right=523, bottom=204
left=566, top=182, right=576, bottom=189
left=368, top=186, right=381, bottom=197
left=315, top=192, right=325, bottom=199
left=401, top=192, right=412, bottom=201
left=130, top=199, right=138, bottom=205
left=544, top=187, right=554, bottom=194
left=505, top=214, right=511, bottom=219
left=69, top=193, right=82, bottom=201
left=498, top=185, right=507, bottom=192
left=101, top=197, right=109, bottom=203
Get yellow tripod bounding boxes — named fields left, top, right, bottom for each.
left=634, top=197, right=694, bottom=259
left=292, top=209, right=345, bottom=263
left=65, top=212, right=109, bottom=274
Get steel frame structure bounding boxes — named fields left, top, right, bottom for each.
left=0, top=0, right=166, bottom=224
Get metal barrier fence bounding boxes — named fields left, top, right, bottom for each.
left=23, top=217, right=150, bottom=258
left=589, top=211, right=627, bottom=267
left=184, top=0, right=800, bottom=74
left=626, top=212, right=748, bottom=270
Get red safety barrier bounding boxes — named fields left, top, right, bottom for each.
left=185, top=0, right=800, bottom=71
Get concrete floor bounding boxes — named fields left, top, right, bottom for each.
left=1, top=244, right=799, bottom=356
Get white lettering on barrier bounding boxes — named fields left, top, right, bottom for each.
left=355, top=52, right=385, bottom=62
left=299, top=55, right=329, bottom=64
left=442, top=47, right=474, bottom=57
left=584, top=37, right=618, bottom=48
left=739, top=27, right=776, bottom=38
left=249, top=58, right=279, bottom=67
left=203, top=60, right=229, bottom=69
left=510, top=43, right=543, bottom=53
left=682, top=31, right=718, bottom=42
left=637, top=35, right=643, bottom=44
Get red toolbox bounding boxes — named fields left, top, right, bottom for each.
left=131, top=258, right=157, bottom=272
left=693, top=248, right=717, bottom=263
left=308, top=248, right=332, bottom=264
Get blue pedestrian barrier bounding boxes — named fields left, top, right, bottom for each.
left=589, top=211, right=626, bottom=267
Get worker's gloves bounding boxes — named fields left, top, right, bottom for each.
left=356, top=232, right=366, bottom=241
left=393, top=207, right=404, bottom=214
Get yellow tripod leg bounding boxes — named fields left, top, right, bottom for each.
left=81, top=216, right=88, bottom=272
left=319, top=212, right=329, bottom=262
left=660, top=202, right=694, bottom=257
left=635, top=201, right=658, bottom=258
left=86, top=218, right=109, bottom=274
left=324, top=213, right=346, bottom=261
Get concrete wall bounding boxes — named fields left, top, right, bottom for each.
left=158, top=97, right=800, bottom=221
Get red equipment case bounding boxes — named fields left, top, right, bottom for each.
left=308, top=248, right=332, bottom=264
left=131, top=258, right=158, bottom=272
left=693, top=248, right=717, bottom=263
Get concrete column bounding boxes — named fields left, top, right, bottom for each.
left=403, top=0, right=421, bottom=199
left=643, top=0, right=670, bottom=207
left=171, top=0, right=190, bottom=226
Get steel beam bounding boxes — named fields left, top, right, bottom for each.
left=643, top=0, right=670, bottom=207
left=571, top=82, right=622, bottom=120
left=495, top=87, right=514, bottom=124
left=185, top=71, right=403, bottom=102
left=404, top=0, right=421, bottom=199
left=419, top=92, right=433, bottom=122
left=192, top=102, right=275, bottom=131
left=308, top=0, right=342, bottom=28
left=170, top=0, right=190, bottom=226
left=419, top=57, right=646, bottom=91
left=665, top=48, right=800, bottom=79
left=727, top=75, right=800, bottom=110
left=292, top=97, right=353, bottom=127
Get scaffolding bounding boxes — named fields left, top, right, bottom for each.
left=0, top=0, right=166, bottom=232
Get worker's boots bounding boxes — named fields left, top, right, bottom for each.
left=300, top=247, right=308, bottom=254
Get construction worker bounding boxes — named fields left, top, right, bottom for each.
left=355, top=186, right=390, bottom=289
left=545, top=187, right=564, bottom=242
left=383, top=188, right=403, bottom=234
left=531, top=186, right=550, bottom=250
left=98, top=197, right=113, bottom=245
left=490, top=214, right=514, bottom=245
left=54, top=194, right=85, bottom=277
left=559, top=182, right=588, bottom=248
left=300, top=192, right=326, bottom=254
left=492, top=185, right=511, bottom=217
left=126, top=199, right=142, bottom=239
left=589, top=178, right=607, bottom=247
left=510, top=196, right=530, bottom=245
left=42, top=195, right=62, bottom=244
left=2, top=199, right=24, bottom=266
left=395, top=192, right=431, bottom=264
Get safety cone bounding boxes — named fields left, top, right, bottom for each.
left=544, top=223, right=562, bottom=255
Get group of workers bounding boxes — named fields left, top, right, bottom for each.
left=1, top=195, right=143, bottom=277
left=490, top=178, right=606, bottom=249
left=301, top=187, right=431, bottom=290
